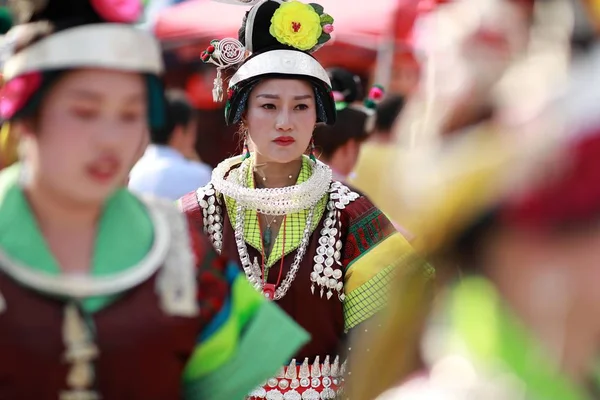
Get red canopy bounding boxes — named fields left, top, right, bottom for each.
left=155, top=0, right=412, bottom=50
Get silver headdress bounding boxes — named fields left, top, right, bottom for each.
left=1, top=0, right=164, bottom=79
left=201, top=0, right=334, bottom=102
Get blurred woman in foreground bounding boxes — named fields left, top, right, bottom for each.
left=348, top=0, right=600, bottom=398
left=0, top=1, right=306, bottom=398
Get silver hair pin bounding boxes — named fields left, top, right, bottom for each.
left=201, top=37, right=247, bottom=102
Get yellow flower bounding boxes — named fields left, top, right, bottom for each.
left=269, top=1, right=322, bottom=51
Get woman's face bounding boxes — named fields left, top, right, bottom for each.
left=245, top=78, right=317, bottom=164
left=21, top=68, right=148, bottom=204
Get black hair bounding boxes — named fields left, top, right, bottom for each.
left=329, top=67, right=364, bottom=103
left=313, top=108, right=369, bottom=160
left=150, top=90, right=195, bottom=145
left=375, top=94, right=405, bottom=133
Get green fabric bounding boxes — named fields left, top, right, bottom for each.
left=182, top=299, right=310, bottom=400
left=183, top=272, right=266, bottom=380
left=343, top=263, right=397, bottom=331
left=335, top=102, right=349, bottom=111
left=224, top=154, right=327, bottom=267
left=446, top=277, right=588, bottom=400
left=0, top=163, right=154, bottom=312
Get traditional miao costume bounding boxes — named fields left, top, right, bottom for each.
left=179, top=1, right=417, bottom=398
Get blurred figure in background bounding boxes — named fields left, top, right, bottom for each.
left=129, top=89, right=211, bottom=200
left=314, top=68, right=415, bottom=241
left=313, top=68, right=375, bottom=182
left=349, top=93, right=413, bottom=241
left=366, top=95, right=405, bottom=145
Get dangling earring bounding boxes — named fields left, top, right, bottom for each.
left=242, top=132, right=251, bottom=160
left=309, top=137, right=317, bottom=162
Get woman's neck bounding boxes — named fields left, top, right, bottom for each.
left=26, top=181, right=102, bottom=228
left=24, top=178, right=103, bottom=273
left=252, top=155, right=303, bottom=189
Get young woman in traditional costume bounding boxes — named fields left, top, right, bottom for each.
left=179, top=1, right=415, bottom=398
left=0, top=1, right=308, bottom=399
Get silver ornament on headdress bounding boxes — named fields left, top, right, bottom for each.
left=202, top=37, right=247, bottom=102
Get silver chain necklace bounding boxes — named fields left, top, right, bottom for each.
left=234, top=202, right=315, bottom=300
left=233, top=159, right=316, bottom=300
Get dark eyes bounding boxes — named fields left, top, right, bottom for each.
left=260, top=104, right=310, bottom=110
left=120, top=112, right=143, bottom=123
left=72, top=108, right=98, bottom=121
left=71, top=108, right=142, bottom=123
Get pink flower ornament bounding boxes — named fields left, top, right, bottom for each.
left=0, top=72, right=42, bottom=120
left=322, top=24, right=334, bottom=34
left=91, top=0, right=143, bottom=23
left=368, top=86, right=384, bottom=100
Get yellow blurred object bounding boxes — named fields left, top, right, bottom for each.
left=0, top=122, right=19, bottom=169
left=587, top=0, right=600, bottom=27
left=362, top=121, right=562, bottom=254
left=350, top=143, right=404, bottom=217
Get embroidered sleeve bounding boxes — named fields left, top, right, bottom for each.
left=181, top=212, right=310, bottom=400
left=340, top=195, right=416, bottom=331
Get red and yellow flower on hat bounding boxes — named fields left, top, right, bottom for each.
left=269, top=1, right=333, bottom=51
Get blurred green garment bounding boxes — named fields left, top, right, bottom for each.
left=379, top=277, right=591, bottom=400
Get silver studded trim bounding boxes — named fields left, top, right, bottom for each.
left=310, top=181, right=359, bottom=301
left=320, top=388, right=336, bottom=399
left=249, top=387, right=267, bottom=398
left=247, top=356, right=345, bottom=400
left=283, top=390, right=302, bottom=400
left=301, top=388, right=320, bottom=400
left=195, top=183, right=224, bottom=254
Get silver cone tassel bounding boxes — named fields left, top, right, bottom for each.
left=285, top=359, right=297, bottom=379
left=310, top=356, right=321, bottom=377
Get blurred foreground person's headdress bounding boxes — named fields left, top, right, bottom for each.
left=359, top=0, right=576, bottom=252
left=0, top=0, right=166, bottom=127
left=200, top=0, right=337, bottom=126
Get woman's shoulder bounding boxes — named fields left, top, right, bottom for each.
left=329, top=180, right=394, bottom=230
left=178, top=156, right=243, bottom=215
